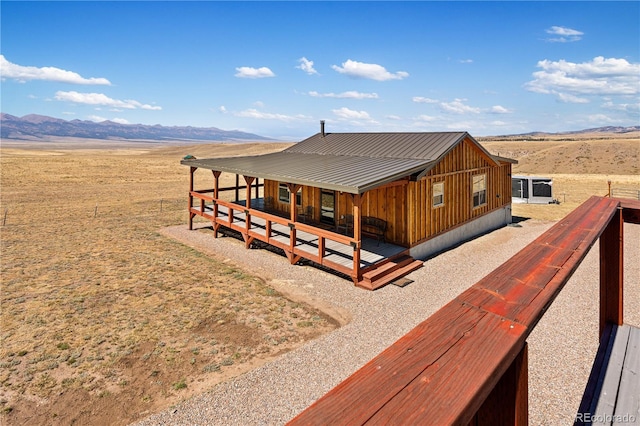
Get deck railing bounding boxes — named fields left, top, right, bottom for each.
left=288, top=196, right=640, bottom=425
left=188, top=191, right=362, bottom=280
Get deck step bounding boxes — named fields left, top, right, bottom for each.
left=358, top=256, right=423, bottom=290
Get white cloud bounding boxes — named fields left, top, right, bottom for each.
left=308, top=90, right=378, bottom=99
left=386, top=115, right=402, bottom=120
left=234, top=66, right=275, bottom=79
left=332, top=107, right=372, bottom=120
left=413, top=96, right=438, bottom=104
left=0, top=55, right=111, bottom=85
left=545, top=26, right=584, bottom=42
left=440, top=99, right=481, bottom=114
left=331, top=59, right=409, bottom=81
left=235, top=108, right=306, bottom=122
left=219, top=106, right=227, bottom=113
left=112, top=118, right=130, bottom=124
left=459, top=59, right=473, bottom=64
left=525, top=57, right=640, bottom=100
left=414, top=115, right=437, bottom=122
left=602, top=100, right=640, bottom=114
left=557, top=93, right=589, bottom=104
left=54, top=91, right=162, bottom=110
left=87, top=115, right=107, bottom=122
left=490, top=105, right=512, bottom=114
left=297, top=57, right=318, bottom=75
left=587, top=114, right=622, bottom=124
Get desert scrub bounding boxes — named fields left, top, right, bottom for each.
left=172, top=379, right=187, bottom=390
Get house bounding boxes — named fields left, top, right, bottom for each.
left=512, top=175, right=556, bottom=204
left=182, top=122, right=517, bottom=290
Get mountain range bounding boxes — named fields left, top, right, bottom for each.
left=0, top=113, right=273, bottom=142
left=1, top=113, right=638, bottom=143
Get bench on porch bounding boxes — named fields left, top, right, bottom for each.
left=339, top=215, right=387, bottom=244
left=362, top=216, right=387, bottom=244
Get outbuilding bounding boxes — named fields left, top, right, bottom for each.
left=512, top=175, right=555, bottom=204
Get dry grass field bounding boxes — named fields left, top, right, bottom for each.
left=1, top=131, right=638, bottom=425
left=481, top=131, right=640, bottom=220
left=0, top=140, right=337, bottom=425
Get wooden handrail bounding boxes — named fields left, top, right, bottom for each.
left=289, top=196, right=640, bottom=425
left=191, top=192, right=358, bottom=250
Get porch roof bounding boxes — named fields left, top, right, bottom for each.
left=182, top=151, right=435, bottom=194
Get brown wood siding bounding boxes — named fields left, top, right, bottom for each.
left=265, top=136, right=512, bottom=248
left=408, top=138, right=513, bottom=246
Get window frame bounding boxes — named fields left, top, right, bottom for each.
left=472, top=174, right=487, bottom=208
left=432, top=181, right=445, bottom=208
left=278, top=183, right=302, bottom=206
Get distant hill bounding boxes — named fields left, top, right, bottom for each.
left=0, top=113, right=273, bottom=142
left=490, top=126, right=640, bottom=139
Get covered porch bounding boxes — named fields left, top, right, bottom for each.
left=186, top=167, right=422, bottom=289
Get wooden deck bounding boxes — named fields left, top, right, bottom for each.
left=576, top=323, right=640, bottom=425
left=188, top=193, right=422, bottom=288
left=288, top=196, right=640, bottom=425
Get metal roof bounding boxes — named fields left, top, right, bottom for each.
left=285, top=132, right=470, bottom=160
left=182, top=132, right=509, bottom=194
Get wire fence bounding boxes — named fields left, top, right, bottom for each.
left=0, top=197, right=188, bottom=227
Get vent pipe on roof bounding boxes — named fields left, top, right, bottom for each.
left=320, top=120, right=325, bottom=137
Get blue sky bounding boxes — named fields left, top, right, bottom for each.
left=1, top=1, right=639, bottom=140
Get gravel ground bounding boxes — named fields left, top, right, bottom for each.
left=135, top=219, right=639, bottom=426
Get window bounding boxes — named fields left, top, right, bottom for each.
left=472, top=174, right=486, bottom=208
left=433, top=182, right=444, bottom=207
left=532, top=179, right=552, bottom=198
left=278, top=183, right=302, bottom=205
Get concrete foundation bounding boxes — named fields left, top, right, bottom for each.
left=410, top=206, right=512, bottom=260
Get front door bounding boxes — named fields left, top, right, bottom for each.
left=320, top=190, right=335, bottom=225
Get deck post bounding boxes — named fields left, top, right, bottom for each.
left=188, top=166, right=196, bottom=230
left=244, top=176, right=255, bottom=241
left=212, top=171, right=221, bottom=238
left=599, top=207, right=623, bottom=336
left=287, top=184, right=302, bottom=262
left=255, top=178, right=259, bottom=200
left=352, top=194, right=362, bottom=283
left=474, top=343, right=528, bottom=425
left=235, top=174, right=240, bottom=202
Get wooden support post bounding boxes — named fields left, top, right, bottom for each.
left=599, top=207, right=623, bottom=336
left=188, top=166, right=196, bottom=230
left=235, top=174, right=240, bottom=202
left=352, top=194, right=362, bottom=283
left=255, top=177, right=259, bottom=200
left=244, top=176, right=255, bottom=209
left=286, top=183, right=301, bottom=222
left=213, top=171, right=221, bottom=228
left=473, top=343, right=528, bottom=426
left=244, top=176, right=255, bottom=237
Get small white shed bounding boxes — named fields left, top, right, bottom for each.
left=512, top=175, right=555, bottom=204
